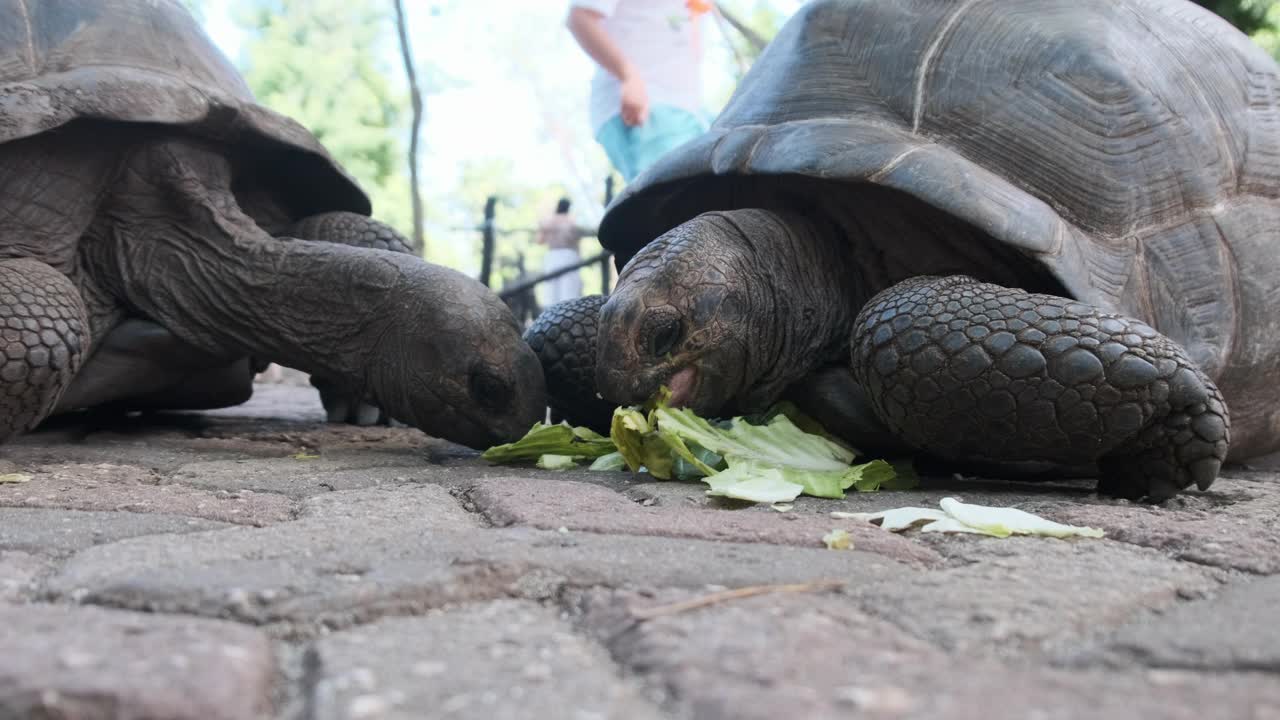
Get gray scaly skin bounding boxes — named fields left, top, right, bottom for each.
left=529, top=209, right=1230, bottom=501
left=0, top=130, right=545, bottom=449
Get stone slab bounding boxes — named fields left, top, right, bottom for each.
left=0, top=604, right=274, bottom=720
left=46, top=487, right=913, bottom=630
left=170, top=457, right=436, bottom=498
left=575, top=588, right=1280, bottom=720
left=846, top=536, right=1220, bottom=655
left=312, top=600, right=663, bottom=720
left=1027, top=476, right=1280, bottom=574
left=465, top=476, right=942, bottom=567
left=1064, top=574, right=1280, bottom=671
left=0, top=550, right=52, bottom=602
left=0, top=507, right=227, bottom=556
left=0, top=462, right=296, bottom=526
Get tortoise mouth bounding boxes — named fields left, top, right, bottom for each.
left=666, top=366, right=699, bottom=407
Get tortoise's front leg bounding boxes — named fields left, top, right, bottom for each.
left=523, top=295, right=613, bottom=432
left=0, top=260, right=89, bottom=443
left=851, top=275, right=1230, bottom=501
left=284, top=212, right=416, bottom=426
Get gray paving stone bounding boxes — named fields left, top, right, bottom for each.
left=0, top=550, right=52, bottom=602
left=1063, top=574, right=1280, bottom=671
left=312, top=600, right=664, bottom=720
left=0, top=462, right=297, bottom=525
left=465, top=476, right=942, bottom=567
left=846, top=536, right=1221, bottom=656
left=170, top=457, right=438, bottom=498
left=0, top=507, right=227, bottom=556
left=0, top=604, right=273, bottom=720
left=575, top=589, right=1280, bottom=720
left=298, top=484, right=482, bottom=529
left=47, top=493, right=913, bottom=630
left=1029, top=475, right=1280, bottom=574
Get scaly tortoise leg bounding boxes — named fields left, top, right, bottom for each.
left=523, top=295, right=614, bottom=432
left=851, top=275, right=1230, bottom=501
left=0, top=259, right=89, bottom=443
left=284, top=212, right=417, bottom=426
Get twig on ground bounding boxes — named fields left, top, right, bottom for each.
left=629, top=580, right=845, bottom=620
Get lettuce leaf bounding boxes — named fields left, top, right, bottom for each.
left=703, top=464, right=805, bottom=503
left=937, top=497, right=1105, bottom=539
left=588, top=451, right=627, bottom=472
left=838, top=498, right=1105, bottom=539
left=654, top=406, right=856, bottom=471
left=536, top=454, right=578, bottom=470
left=482, top=421, right=616, bottom=463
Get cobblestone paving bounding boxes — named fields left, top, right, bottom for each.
left=1, top=382, right=1278, bottom=719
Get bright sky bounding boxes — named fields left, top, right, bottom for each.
left=199, top=0, right=804, bottom=226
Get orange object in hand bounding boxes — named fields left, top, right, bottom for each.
left=687, top=0, right=713, bottom=18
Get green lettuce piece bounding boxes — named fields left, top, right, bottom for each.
left=482, top=421, right=617, bottom=464
left=655, top=407, right=856, bottom=471
left=731, top=459, right=905, bottom=499
left=938, top=497, right=1105, bottom=539
left=537, top=454, right=578, bottom=470
left=610, top=407, right=676, bottom=478
left=703, top=464, right=804, bottom=503
left=848, top=459, right=913, bottom=492
left=822, top=528, right=853, bottom=550
left=748, top=401, right=859, bottom=454
left=588, top=451, right=627, bottom=472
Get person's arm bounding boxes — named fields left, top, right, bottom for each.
left=566, top=6, right=649, bottom=126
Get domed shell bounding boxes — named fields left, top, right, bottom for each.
left=599, top=0, right=1280, bottom=458
left=0, top=0, right=369, bottom=219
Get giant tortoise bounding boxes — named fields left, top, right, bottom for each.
left=527, top=0, right=1280, bottom=500
left=0, top=0, right=545, bottom=449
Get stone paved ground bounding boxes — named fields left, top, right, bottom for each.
left=2, top=381, right=1279, bottom=720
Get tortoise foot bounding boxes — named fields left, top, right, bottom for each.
left=851, top=275, right=1230, bottom=501
left=0, top=259, right=89, bottom=442
left=309, top=375, right=389, bottom=427
left=524, top=295, right=612, bottom=432
left=1097, top=364, right=1229, bottom=501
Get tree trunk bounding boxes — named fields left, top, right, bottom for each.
left=392, top=0, right=425, bottom=255
left=715, top=4, right=768, bottom=53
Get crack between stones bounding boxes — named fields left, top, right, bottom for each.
left=551, top=585, right=683, bottom=720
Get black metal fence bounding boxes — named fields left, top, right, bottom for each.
left=475, top=176, right=617, bottom=325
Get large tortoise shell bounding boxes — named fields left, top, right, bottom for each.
left=0, top=0, right=369, bottom=220
left=599, top=0, right=1280, bottom=457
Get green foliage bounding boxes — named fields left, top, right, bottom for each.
left=1193, top=0, right=1274, bottom=36
left=1246, top=1, right=1280, bottom=60
left=230, top=0, right=416, bottom=245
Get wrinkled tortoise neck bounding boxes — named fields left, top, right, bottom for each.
left=84, top=137, right=400, bottom=392
left=701, top=208, right=861, bottom=410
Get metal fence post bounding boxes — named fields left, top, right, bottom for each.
left=479, top=195, right=497, bottom=288
left=600, top=176, right=615, bottom=295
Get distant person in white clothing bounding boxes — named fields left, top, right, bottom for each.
left=567, top=0, right=711, bottom=182
left=537, top=197, right=585, bottom=306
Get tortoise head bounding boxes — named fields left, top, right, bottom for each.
left=367, top=259, right=547, bottom=448
left=596, top=211, right=765, bottom=414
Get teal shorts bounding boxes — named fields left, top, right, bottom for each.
left=595, top=105, right=708, bottom=182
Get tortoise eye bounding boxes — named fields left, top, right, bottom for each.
left=649, top=317, right=683, bottom=358
left=469, top=366, right=511, bottom=412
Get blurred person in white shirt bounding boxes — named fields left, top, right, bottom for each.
left=567, top=0, right=711, bottom=182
